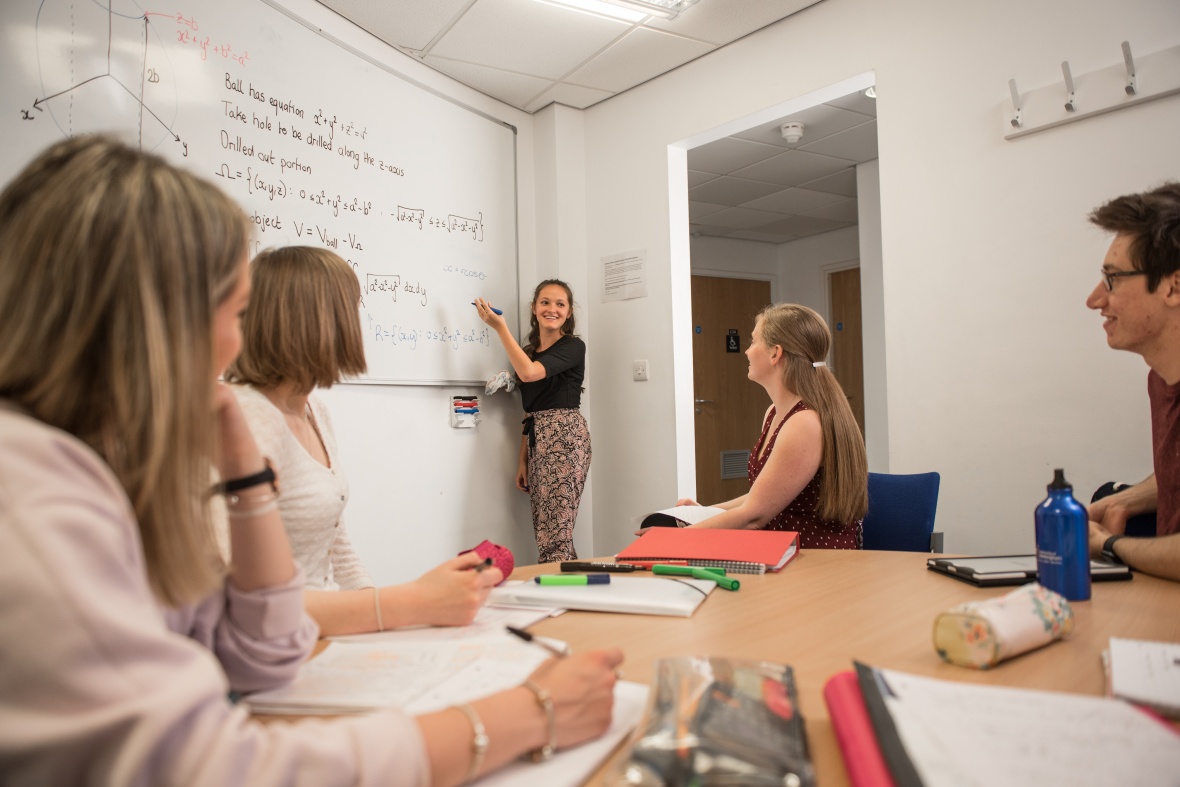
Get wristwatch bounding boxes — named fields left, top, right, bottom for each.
left=1101, top=534, right=1128, bottom=565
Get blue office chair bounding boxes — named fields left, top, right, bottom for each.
left=862, top=472, right=941, bottom=552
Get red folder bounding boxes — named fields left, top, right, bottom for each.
left=616, top=528, right=798, bottom=572
left=823, top=671, right=896, bottom=787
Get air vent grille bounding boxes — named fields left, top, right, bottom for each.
left=720, top=450, right=750, bottom=480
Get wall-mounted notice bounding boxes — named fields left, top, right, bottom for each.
left=602, top=248, right=647, bottom=302
left=0, top=0, right=518, bottom=385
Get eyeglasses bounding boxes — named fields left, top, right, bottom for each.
left=1100, top=268, right=1146, bottom=291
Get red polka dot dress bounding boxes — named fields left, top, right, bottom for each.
left=749, top=401, right=863, bottom=550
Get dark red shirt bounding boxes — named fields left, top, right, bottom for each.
left=1149, top=370, right=1180, bottom=536
left=749, top=401, right=862, bottom=549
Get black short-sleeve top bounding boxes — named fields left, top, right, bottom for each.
left=519, top=335, right=585, bottom=413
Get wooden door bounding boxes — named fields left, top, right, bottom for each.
left=829, top=267, right=865, bottom=433
left=691, top=276, right=772, bottom=505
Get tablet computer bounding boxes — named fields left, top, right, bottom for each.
left=926, top=554, right=1132, bottom=587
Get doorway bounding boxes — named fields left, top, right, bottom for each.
left=691, top=275, right=771, bottom=505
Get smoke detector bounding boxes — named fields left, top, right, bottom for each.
left=780, top=122, right=805, bottom=144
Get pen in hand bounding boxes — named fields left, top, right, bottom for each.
left=471, top=557, right=494, bottom=572
left=506, top=625, right=572, bottom=657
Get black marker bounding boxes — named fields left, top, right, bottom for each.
left=560, top=561, right=637, bottom=573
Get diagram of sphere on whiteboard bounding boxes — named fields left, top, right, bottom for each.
left=34, top=0, right=181, bottom=152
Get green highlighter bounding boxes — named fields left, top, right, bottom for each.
left=652, top=564, right=740, bottom=591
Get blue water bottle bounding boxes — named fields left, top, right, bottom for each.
left=1035, top=468, right=1091, bottom=601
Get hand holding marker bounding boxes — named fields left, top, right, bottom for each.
left=471, top=301, right=503, bottom=315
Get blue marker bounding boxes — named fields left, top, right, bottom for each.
left=471, top=302, right=503, bottom=315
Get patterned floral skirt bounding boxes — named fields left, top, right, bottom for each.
left=525, top=408, right=590, bottom=563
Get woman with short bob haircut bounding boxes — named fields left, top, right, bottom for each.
left=676, top=303, right=868, bottom=548
left=225, top=246, right=504, bottom=636
left=0, top=136, right=621, bottom=785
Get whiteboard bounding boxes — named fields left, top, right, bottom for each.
left=0, top=0, right=519, bottom=385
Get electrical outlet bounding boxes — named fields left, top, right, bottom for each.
left=632, top=359, right=649, bottom=382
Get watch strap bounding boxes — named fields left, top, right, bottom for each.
left=1101, top=534, right=1127, bottom=565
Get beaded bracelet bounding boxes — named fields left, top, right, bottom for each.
left=522, top=680, right=556, bottom=762
left=455, top=703, right=488, bottom=783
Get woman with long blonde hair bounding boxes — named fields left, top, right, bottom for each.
left=0, top=136, right=621, bottom=785
left=677, top=304, right=868, bottom=548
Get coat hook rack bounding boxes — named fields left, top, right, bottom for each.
left=1061, top=61, right=1076, bottom=112
left=1004, top=41, right=1180, bottom=141
left=1008, top=78, right=1023, bottom=128
left=1122, top=41, right=1137, bottom=95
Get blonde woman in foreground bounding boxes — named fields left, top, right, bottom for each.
left=0, top=136, right=621, bottom=786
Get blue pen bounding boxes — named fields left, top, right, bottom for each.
left=471, top=302, right=503, bottom=315
left=454, top=408, right=479, bottom=414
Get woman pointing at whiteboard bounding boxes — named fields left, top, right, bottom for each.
left=475, top=281, right=589, bottom=563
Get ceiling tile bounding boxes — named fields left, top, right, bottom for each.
left=799, top=119, right=878, bottom=162
left=733, top=104, right=875, bottom=150
left=689, top=175, right=783, bottom=206
left=826, top=90, right=877, bottom=116
left=727, top=229, right=796, bottom=243
left=730, top=149, right=853, bottom=187
left=689, top=200, right=728, bottom=220
left=421, top=56, right=554, bottom=108
left=687, top=137, right=782, bottom=175
left=688, top=169, right=720, bottom=188
left=525, top=81, right=614, bottom=112
left=430, top=0, right=629, bottom=80
left=692, top=224, right=737, bottom=238
left=800, top=167, right=858, bottom=197
left=704, top=206, right=788, bottom=230
left=803, top=197, right=859, bottom=223
left=761, top=215, right=851, bottom=236
left=645, top=0, right=823, bottom=45
left=566, top=27, right=714, bottom=93
left=741, top=186, right=847, bottom=214
left=317, top=0, right=471, bottom=52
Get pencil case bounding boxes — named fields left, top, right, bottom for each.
left=933, top=583, right=1074, bottom=669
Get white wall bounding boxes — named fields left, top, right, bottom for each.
left=579, top=0, right=1180, bottom=557
left=689, top=235, right=781, bottom=301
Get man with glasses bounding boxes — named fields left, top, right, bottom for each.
left=1084, top=182, right=1180, bottom=581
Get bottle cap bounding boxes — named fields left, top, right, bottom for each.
left=1049, top=468, right=1071, bottom=491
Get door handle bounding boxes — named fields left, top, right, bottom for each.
left=694, top=398, right=713, bottom=414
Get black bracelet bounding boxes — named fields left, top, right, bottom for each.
left=216, top=462, right=277, bottom=495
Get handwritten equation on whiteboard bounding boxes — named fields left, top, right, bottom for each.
left=9, top=1, right=517, bottom=381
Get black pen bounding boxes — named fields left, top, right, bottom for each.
left=506, top=626, right=571, bottom=657
left=560, top=561, right=637, bottom=573
left=472, top=557, right=493, bottom=572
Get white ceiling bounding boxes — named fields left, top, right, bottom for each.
left=688, top=90, right=877, bottom=244
left=315, top=0, right=876, bottom=244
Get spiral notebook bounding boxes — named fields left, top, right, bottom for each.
left=616, top=527, right=799, bottom=574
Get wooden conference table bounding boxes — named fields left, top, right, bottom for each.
left=511, top=550, right=1180, bottom=786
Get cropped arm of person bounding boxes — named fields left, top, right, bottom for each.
left=417, top=649, right=623, bottom=786
left=213, top=383, right=297, bottom=592
left=1089, top=522, right=1180, bottom=582
left=687, top=410, right=822, bottom=531
left=474, top=298, right=548, bottom=382
left=517, top=434, right=530, bottom=491
left=1087, top=474, right=1157, bottom=535
left=303, top=551, right=503, bottom=637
